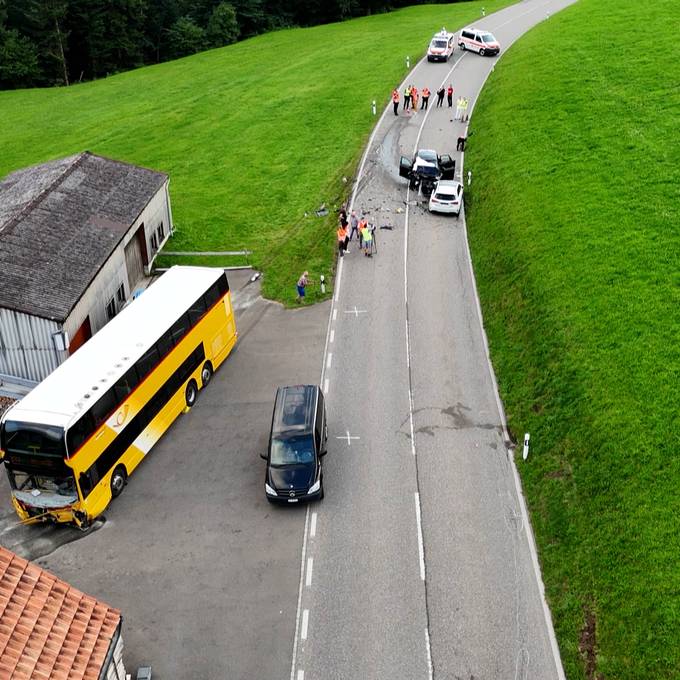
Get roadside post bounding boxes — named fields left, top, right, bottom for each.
left=406, top=55, right=410, bottom=69
left=523, top=433, right=530, bottom=461
left=467, top=170, right=472, bottom=186
left=320, top=275, right=326, bottom=294
left=371, top=100, right=376, bottom=115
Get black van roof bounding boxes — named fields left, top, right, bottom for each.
left=272, top=385, right=318, bottom=435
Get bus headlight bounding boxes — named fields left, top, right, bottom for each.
left=308, top=480, right=321, bottom=494
left=265, top=483, right=278, bottom=496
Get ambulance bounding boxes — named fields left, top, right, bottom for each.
left=458, top=28, right=501, bottom=56
left=427, top=28, right=456, bottom=62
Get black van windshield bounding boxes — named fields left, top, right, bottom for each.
left=271, top=435, right=314, bottom=466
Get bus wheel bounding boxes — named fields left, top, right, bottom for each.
left=201, top=362, right=213, bottom=387
left=185, top=380, right=198, bottom=407
left=110, top=465, right=127, bottom=498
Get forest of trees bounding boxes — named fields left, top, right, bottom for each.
left=0, top=0, right=460, bottom=89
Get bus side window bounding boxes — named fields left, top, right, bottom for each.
left=187, top=295, right=208, bottom=325
left=91, top=390, right=117, bottom=429
left=79, top=467, right=97, bottom=497
left=113, top=367, right=139, bottom=402
left=68, top=412, right=95, bottom=454
left=170, top=313, right=190, bottom=345
left=136, top=344, right=161, bottom=381
left=156, top=330, right=174, bottom=360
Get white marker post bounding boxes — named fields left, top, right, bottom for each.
left=523, top=433, right=530, bottom=461
left=467, top=170, right=472, bottom=186
left=371, top=100, right=377, bottom=115
left=482, top=7, right=486, bottom=16
left=320, top=274, right=325, bottom=294
left=406, top=55, right=410, bottom=69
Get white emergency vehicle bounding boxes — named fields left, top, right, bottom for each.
left=458, top=28, right=501, bottom=56
left=427, top=28, right=456, bottom=62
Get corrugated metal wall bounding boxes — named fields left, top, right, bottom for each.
left=0, top=309, right=65, bottom=382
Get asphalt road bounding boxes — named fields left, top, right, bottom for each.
left=293, top=1, right=577, bottom=678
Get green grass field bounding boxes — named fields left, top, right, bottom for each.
left=0, top=0, right=512, bottom=305
left=465, top=0, right=680, bottom=677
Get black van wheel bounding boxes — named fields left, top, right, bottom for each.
left=201, top=362, right=213, bottom=387
left=460, top=42, right=466, bottom=51
left=479, top=48, right=485, bottom=56
left=185, top=380, right=198, bottom=407
left=111, top=465, right=127, bottom=498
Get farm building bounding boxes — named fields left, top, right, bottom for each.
left=0, top=546, right=127, bottom=679
left=0, top=151, right=173, bottom=386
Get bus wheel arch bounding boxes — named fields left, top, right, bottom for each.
left=201, top=361, right=214, bottom=387
left=110, top=465, right=127, bottom=498
left=185, top=379, right=199, bottom=407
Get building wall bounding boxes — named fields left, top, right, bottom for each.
left=103, top=632, right=127, bottom=680
left=64, top=181, right=172, bottom=345
left=0, top=309, right=64, bottom=383
left=0, top=180, right=173, bottom=384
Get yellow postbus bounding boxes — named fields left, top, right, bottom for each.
left=0, top=266, right=237, bottom=528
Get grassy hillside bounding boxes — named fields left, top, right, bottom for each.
left=0, top=0, right=511, bottom=304
left=465, top=0, right=679, bottom=677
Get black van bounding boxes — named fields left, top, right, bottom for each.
left=261, top=385, right=327, bottom=504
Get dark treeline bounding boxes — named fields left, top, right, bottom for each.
left=0, top=0, right=461, bottom=89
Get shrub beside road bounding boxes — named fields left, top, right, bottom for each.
left=465, top=0, right=679, bottom=677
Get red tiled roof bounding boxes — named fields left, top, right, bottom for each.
left=0, top=547, right=121, bottom=680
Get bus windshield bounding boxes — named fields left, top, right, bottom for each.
left=1, top=420, right=66, bottom=458
left=270, top=435, right=315, bottom=466
left=7, top=468, right=76, bottom=496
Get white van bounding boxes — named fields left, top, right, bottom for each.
left=427, top=29, right=456, bottom=62
left=458, top=28, right=500, bottom=56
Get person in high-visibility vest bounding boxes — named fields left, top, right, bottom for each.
left=421, top=87, right=431, bottom=110
left=361, top=223, right=373, bottom=257
left=392, top=89, right=400, bottom=116
left=337, top=225, right=348, bottom=257
left=358, top=216, right=368, bottom=249
left=411, top=86, right=419, bottom=112
left=461, top=96, right=469, bottom=122
left=403, top=85, right=411, bottom=111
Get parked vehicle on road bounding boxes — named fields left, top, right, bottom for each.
left=399, top=149, right=456, bottom=196
left=459, top=28, right=500, bottom=56
left=0, top=266, right=237, bottom=528
left=427, top=28, right=456, bottom=62
left=262, top=385, right=327, bottom=504
left=428, top=179, right=464, bottom=216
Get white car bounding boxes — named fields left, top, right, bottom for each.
left=427, top=29, right=456, bottom=62
left=428, top=180, right=464, bottom=216
left=459, top=28, right=500, bottom=56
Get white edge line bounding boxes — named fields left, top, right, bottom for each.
left=301, top=609, right=309, bottom=640
left=305, top=558, right=314, bottom=587
left=310, top=512, right=317, bottom=538
left=326, top=352, right=333, bottom=369
left=289, top=507, right=310, bottom=680
left=425, top=627, right=433, bottom=680
left=330, top=329, right=335, bottom=343
left=414, top=492, right=426, bottom=581
left=460, top=45, right=567, bottom=680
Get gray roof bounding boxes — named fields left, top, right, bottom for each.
left=0, top=152, right=168, bottom=322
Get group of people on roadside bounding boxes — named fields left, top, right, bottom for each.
left=391, top=83, right=468, bottom=119
left=337, top=206, right=374, bottom=258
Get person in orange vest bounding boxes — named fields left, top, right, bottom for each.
left=337, top=224, right=348, bottom=257
left=421, top=87, right=430, bottom=110
left=403, top=85, right=411, bottom=111
left=392, top=89, right=400, bottom=116
left=411, top=86, right=419, bottom=112
left=357, top=215, right=368, bottom=249
left=447, top=84, right=454, bottom=107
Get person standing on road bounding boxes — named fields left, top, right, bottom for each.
left=296, top=271, right=309, bottom=303
left=447, top=84, right=454, bottom=107
left=411, top=86, right=419, bottom=112
left=349, top=210, right=359, bottom=242
left=358, top=215, right=368, bottom=249
left=461, top=97, right=469, bottom=122
left=455, top=96, right=463, bottom=120
left=337, top=224, right=348, bottom=257
left=361, top=223, right=373, bottom=257
left=436, top=85, right=445, bottom=107
left=421, top=87, right=430, bottom=109
left=339, top=205, right=348, bottom=229
left=403, top=85, right=411, bottom=110
left=392, top=89, right=400, bottom=116
left=457, top=134, right=466, bottom=151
